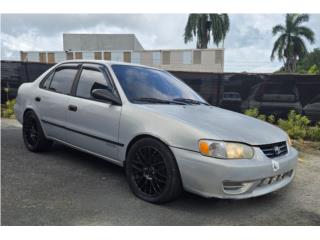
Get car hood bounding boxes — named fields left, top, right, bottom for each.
left=139, top=104, right=288, bottom=145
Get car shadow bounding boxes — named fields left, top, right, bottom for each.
left=49, top=142, right=125, bottom=175
left=170, top=189, right=280, bottom=208
left=49, top=142, right=284, bottom=219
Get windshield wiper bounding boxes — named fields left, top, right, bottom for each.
left=173, top=98, right=210, bottom=106
left=133, top=97, right=186, bottom=105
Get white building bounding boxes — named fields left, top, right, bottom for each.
left=63, top=33, right=144, bottom=51
left=20, top=34, right=224, bottom=73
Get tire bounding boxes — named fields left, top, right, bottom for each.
left=23, top=110, right=53, bottom=152
left=125, top=138, right=182, bottom=203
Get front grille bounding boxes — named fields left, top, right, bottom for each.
left=259, top=141, right=288, bottom=158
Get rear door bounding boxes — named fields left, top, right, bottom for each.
left=37, top=64, right=80, bottom=142
left=65, top=64, right=122, bottom=161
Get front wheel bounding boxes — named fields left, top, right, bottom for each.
left=125, top=138, right=182, bottom=203
left=23, top=111, right=53, bottom=152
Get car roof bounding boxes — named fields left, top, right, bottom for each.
left=57, top=59, right=162, bottom=71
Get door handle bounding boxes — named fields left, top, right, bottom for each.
left=68, top=105, right=77, bottom=112
left=35, top=97, right=41, bottom=102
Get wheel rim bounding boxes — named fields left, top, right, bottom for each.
left=131, top=146, right=168, bottom=196
left=24, top=116, right=39, bottom=146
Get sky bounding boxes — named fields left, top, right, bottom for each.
left=1, top=14, right=319, bottom=73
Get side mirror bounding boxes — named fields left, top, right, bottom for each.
left=91, top=89, right=122, bottom=106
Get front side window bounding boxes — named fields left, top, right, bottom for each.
left=76, top=68, right=109, bottom=100
left=111, top=64, right=204, bottom=103
left=49, top=68, right=78, bottom=94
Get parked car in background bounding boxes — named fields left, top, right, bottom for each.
left=14, top=60, right=298, bottom=203
left=219, top=92, right=242, bottom=112
left=303, top=94, right=320, bottom=123
left=241, top=82, right=303, bottom=118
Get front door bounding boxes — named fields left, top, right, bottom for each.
left=66, top=64, right=122, bottom=162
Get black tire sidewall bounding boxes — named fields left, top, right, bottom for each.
left=126, top=138, right=181, bottom=203
left=23, top=111, right=50, bottom=152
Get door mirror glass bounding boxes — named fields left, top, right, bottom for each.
left=91, top=88, right=121, bottom=105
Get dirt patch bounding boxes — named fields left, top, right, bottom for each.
left=293, top=139, right=320, bottom=155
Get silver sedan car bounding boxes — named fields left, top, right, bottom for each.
left=14, top=60, right=298, bottom=203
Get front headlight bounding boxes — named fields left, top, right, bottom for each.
left=199, top=140, right=254, bottom=159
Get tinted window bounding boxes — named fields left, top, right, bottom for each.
left=111, top=64, right=203, bottom=103
left=41, top=71, right=54, bottom=89
left=261, top=84, right=296, bottom=94
left=254, top=83, right=299, bottom=102
left=76, top=68, right=109, bottom=99
left=49, top=68, right=78, bottom=94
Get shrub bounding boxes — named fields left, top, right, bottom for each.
left=257, top=114, right=266, bottom=121
left=306, top=122, right=320, bottom=141
left=244, top=108, right=259, bottom=118
left=308, top=64, right=320, bottom=74
left=267, top=115, right=276, bottom=124
left=244, top=108, right=267, bottom=121
left=244, top=108, right=320, bottom=142
left=1, top=99, right=16, bottom=119
left=277, top=110, right=310, bottom=140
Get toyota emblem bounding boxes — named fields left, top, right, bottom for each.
left=274, top=146, right=281, bottom=156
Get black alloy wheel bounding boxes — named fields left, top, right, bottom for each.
left=24, top=114, right=39, bottom=147
left=23, top=111, right=53, bottom=152
left=132, top=146, right=168, bottom=195
left=126, top=138, right=182, bottom=203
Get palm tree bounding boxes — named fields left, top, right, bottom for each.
left=271, top=14, right=315, bottom=72
left=184, top=14, right=230, bottom=49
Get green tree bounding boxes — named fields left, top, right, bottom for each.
left=307, top=64, right=320, bottom=74
left=271, top=14, right=315, bottom=73
left=296, top=48, right=320, bottom=73
left=184, top=14, right=230, bottom=49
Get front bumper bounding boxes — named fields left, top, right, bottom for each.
left=171, top=146, right=298, bottom=199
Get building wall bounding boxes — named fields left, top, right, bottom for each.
left=20, top=49, right=224, bottom=73
left=63, top=34, right=144, bottom=51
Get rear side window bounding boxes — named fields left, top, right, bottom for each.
left=76, top=68, right=109, bottom=100
left=49, top=68, right=78, bottom=94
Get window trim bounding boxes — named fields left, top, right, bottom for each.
left=48, top=66, right=80, bottom=95
left=38, top=62, right=122, bottom=105
left=39, top=63, right=81, bottom=96
left=39, top=70, right=55, bottom=89
left=71, top=63, right=122, bottom=105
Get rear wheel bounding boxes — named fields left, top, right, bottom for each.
left=126, top=138, right=182, bottom=203
left=23, top=111, right=53, bottom=152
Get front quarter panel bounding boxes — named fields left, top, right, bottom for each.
left=118, top=104, right=205, bottom=161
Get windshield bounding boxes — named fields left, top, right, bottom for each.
left=111, top=64, right=206, bottom=104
